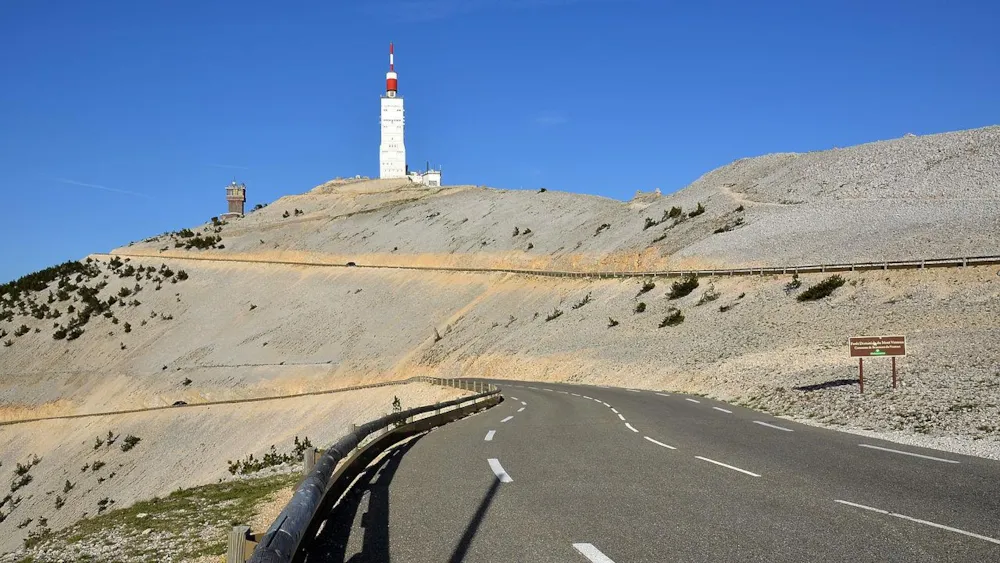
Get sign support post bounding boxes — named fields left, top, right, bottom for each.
left=892, top=357, right=897, bottom=389
left=859, top=358, right=864, bottom=393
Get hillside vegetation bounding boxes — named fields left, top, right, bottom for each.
left=0, top=125, right=998, bottom=553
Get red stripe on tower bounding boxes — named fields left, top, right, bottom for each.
left=386, top=42, right=398, bottom=94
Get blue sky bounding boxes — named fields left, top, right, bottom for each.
left=1, top=0, right=997, bottom=282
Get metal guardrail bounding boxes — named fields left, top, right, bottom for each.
left=245, top=378, right=499, bottom=563
left=102, top=252, right=1000, bottom=281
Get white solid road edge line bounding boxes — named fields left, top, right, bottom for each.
left=685, top=398, right=701, bottom=403
left=713, top=407, right=733, bottom=414
left=834, top=500, right=1000, bottom=545
left=695, top=456, right=761, bottom=477
left=753, top=420, right=794, bottom=432
left=572, top=543, right=616, bottom=563
left=625, top=422, right=639, bottom=433
left=485, top=430, right=496, bottom=441
left=626, top=389, right=641, bottom=393
left=611, top=408, right=619, bottom=414
left=488, top=458, right=513, bottom=483
left=858, top=443, right=960, bottom=464
left=501, top=416, right=514, bottom=423
left=643, top=436, right=677, bottom=449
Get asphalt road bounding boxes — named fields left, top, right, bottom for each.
left=300, top=379, right=1000, bottom=562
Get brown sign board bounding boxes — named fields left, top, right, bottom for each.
left=849, top=335, right=906, bottom=357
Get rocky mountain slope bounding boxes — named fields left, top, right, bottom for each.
left=0, top=125, right=998, bottom=553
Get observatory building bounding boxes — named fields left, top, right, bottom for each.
left=222, top=181, right=246, bottom=218
left=379, top=43, right=406, bottom=179
left=379, top=43, right=442, bottom=186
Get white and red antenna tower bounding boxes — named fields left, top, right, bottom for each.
left=379, top=42, right=407, bottom=179
left=386, top=42, right=398, bottom=96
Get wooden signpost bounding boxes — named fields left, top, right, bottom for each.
left=849, top=335, right=906, bottom=392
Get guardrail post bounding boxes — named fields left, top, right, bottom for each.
left=227, top=525, right=254, bottom=563
left=303, top=447, right=316, bottom=476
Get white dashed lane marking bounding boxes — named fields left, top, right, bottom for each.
left=753, top=421, right=793, bottom=432
left=501, top=416, right=514, bottom=423
left=517, top=407, right=525, bottom=412
left=643, top=436, right=676, bottom=450
left=685, top=398, right=701, bottom=403
left=655, top=392, right=671, bottom=397
left=617, top=414, right=626, bottom=421
left=484, top=430, right=495, bottom=441
left=509, top=396, right=519, bottom=401
left=573, top=543, right=616, bottom=563
left=858, top=444, right=959, bottom=464
left=488, top=458, right=513, bottom=483
left=625, top=423, right=639, bottom=433
left=834, top=500, right=999, bottom=545
left=695, top=456, right=761, bottom=477
left=713, top=407, right=733, bottom=414
left=626, top=389, right=641, bottom=393
left=520, top=401, right=527, bottom=406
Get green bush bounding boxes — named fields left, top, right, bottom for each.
left=695, top=286, right=720, bottom=305
left=120, top=435, right=141, bottom=452
left=687, top=202, right=705, bottom=217
left=637, top=280, right=655, bottom=297
left=607, top=317, right=619, bottom=328
left=797, top=275, right=846, bottom=301
left=545, top=309, right=563, bottom=322
left=667, top=206, right=683, bottom=219
left=659, top=307, right=684, bottom=327
left=668, top=275, right=699, bottom=299
left=177, top=229, right=195, bottom=238
left=571, top=293, right=592, bottom=310
left=634, top=302, right=646, bottom=314
left=175, top=270, right=189, bottom=281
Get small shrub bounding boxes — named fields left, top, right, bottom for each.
left=177, top=228, right=195, bottom=238
left=249, top=303, right=257, bottom=311
left=719, top=304, right=734, bottom=313
left=667, top=206, right=683, bottom=218
left=97, top=497, right=112, bottom=513
left=2, top=339, right=11, bottom=347
left=93, top=437, right=104, bottom=450
left=66, top=327, right=84, bottom=341
left=784, top=274, right=802, bottom=294
left=651, top=232, right=668, bottom=243
left=120, top=435, right=141, bottom=452
left=16, top=518, right=32, bottom=529
left=696, top=286, right=720, bottom=305
left=526, top=243, right=534, bottom=250
left=797, top=275, right=846, bottom=302
left=14, top=325, right=29, bottom=337
left=637, top=280, right=655, bottom=297
left=537, top=188, right=547, bottom=193
left=63, top=480, right=74, bottom=494
left=594, top=223, right=610, bottom=236
left=91, top=461, right=106, bottom=471
left=659, top=307, right=684, bottom=327
left=668, top=275, right=699, bottom=299
left=688, top=202, right=705, bottom=217
left=181, top=377, right=192, bottom=386
left=282, top=210, right=290, bottom=218
left=123, top=322, right=131, bottom=333
left=11, top=474, right=32, bottom=492
left=512, top=226, right=520, bottom=237
left=634, top=302, right=646, bottom=314
left=607, top=317, right=619, bottom=328
left=54, top=495, right=65, bottom=510
left=545, top=309, right=563, bottom=322
left=175, top=270, right=188, bottom=281
left=571, top=293, right=592, bottom=310
left=736, top=205, right=744, bottom=212
left=14, top=462, right=31, bottom=477
left=53, top=327, right=67, bottom=340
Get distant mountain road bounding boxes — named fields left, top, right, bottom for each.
left=299, top=379, right=1000, bottom=562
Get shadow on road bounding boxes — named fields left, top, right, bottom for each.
left=447, top=478, right=502, bottom=563
left=793, top=378, right=858, bottom=392
left=302, top=436, right=423, bottom=563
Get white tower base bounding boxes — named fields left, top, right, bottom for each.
left=380, top=95, right=406, bottom=179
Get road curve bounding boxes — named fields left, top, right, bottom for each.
left=299, top=379, right=1000, bottom=562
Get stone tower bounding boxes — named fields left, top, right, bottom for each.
left=225, top=181, right=246, bottom=216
